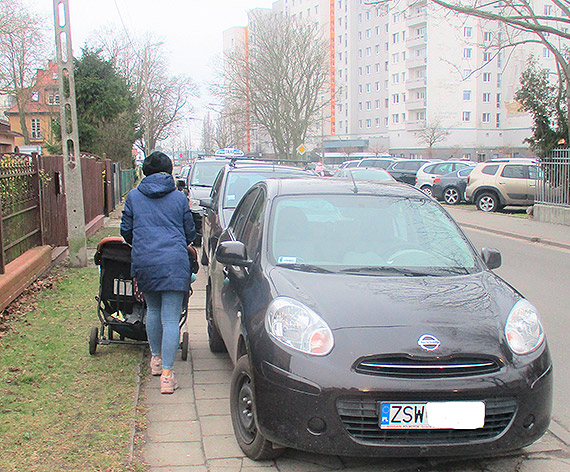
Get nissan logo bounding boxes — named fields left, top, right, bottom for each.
left=418, top=334, right=441, bottom=351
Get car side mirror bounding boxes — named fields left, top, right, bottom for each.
left=216, top=241, right=252, bottom=268
left=200, top=197, right=213, bottom=209
left=481, top=247, right=502, bottom=270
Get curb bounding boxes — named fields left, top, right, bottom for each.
left=458, top=222, right=570, bottom=251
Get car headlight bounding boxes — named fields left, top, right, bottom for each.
left=505, top=299, right=545, bottom=355
left=265, top=297, right=334, bottom=356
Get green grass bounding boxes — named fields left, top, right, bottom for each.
left=0, top=267, right=146, bottom=472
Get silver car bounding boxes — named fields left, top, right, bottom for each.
left=415, top=160, right=475, bottom=196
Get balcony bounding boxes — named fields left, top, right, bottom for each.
left=406, top=119, right=427, bottom=131
left=405, top=99, right=427, bottom=110
left=406, top=35, right=427, bottom=48
left=406, top=56, right=427, bottom=68
left=406, top=77, right=427, bottom=89
left=407, top=11, right=427, bottom=27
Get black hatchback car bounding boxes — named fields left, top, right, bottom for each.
left=207, top=178, right=552, bottom=460
left=387, top=159, right=431, bottom=185
left=431, top=166, right=474, bottom=205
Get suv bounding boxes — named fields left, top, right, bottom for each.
left=178, top=157, right=231, bottom=246
left=465, top=159, right=539, bottom=212
left=199, top=161, right=312, bottom=265
left=386, top=159, right=432, bottom=185
left=415, top=160, right=475, bottom=196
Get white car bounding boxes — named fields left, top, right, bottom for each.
left=415, top=160, right=475, bottom=196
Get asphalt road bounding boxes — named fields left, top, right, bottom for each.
left=465, top=227, right=570, bottom=441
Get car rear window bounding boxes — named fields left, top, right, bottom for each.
left=190, top=161, right=229, bottom=186
left=223, top=169, right=308, bottom=208
left=482, top=164, right=499, bottom=175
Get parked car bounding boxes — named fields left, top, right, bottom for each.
left=174, top=164, right=191, bottom=191
left=207, top=177, right=552, bottom=460
left=177, top=157, right=231, bottom=245
left=338, top=159, right=362, bottom=169
left=199, top=161, right=312, bottom=265
left=415, top=160, right=475, bottom=196
left=357, top=157, right=399, bottom=170
left=386, top=159, right=432, bottom=185
left=333, top=167, right=394, bottom=182
left=465, top=159, right=539, bottom=212
left=431, top=166, right=474, bottom=205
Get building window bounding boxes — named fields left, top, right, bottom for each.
left=483, top=72, right=491, bottom=82
left=31, top=92, right=39, bottom=102
left=463, top=90, right=471, bottom=100
left=464, top=48, right=472, bottom=59
left=392, top=73, right=399, bottom=84
left=463, top=69, right=472, bottom=79
left=496, top=93, right=502, bottom=108
left=359, top=101, right=363, bottom=110
left=496, top=113, right=501, bottom=128
left=375, top=118, right=380, bottom=127
left=47, top=93, right=60, bottom=105
left=392, top=94, right=399, bottom=103
left=31, top=118, right=41, bottom=139
left=366, top=101, right=371, bottom=110
left=359, top=120, right=363, bottom=129
left=392, top=32, right=399, bottom=43
left=464, top=26, right=472, bottom=37
left=462, top=111, right=471, bottom=122
left=375, top=99, right=380, bottom=109
left=483, top=52, right=492, bottom=62
left=484, top=31, right=492, bottom=42
left=392, top=53, right=399, bottom=63
left=392, top=114, right=399, bottom=124
left=497, top=73, right=502, bottom=87
left=482, top=113, right=490, bottom=122
left=483, top=93, right=490, bottom=102
left=366, top=119, right=372, bottom=128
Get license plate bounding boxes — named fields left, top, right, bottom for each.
left=380, top=401, right=485, bottom=429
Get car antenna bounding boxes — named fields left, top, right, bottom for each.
left=349, top=171, right=359, bottom=193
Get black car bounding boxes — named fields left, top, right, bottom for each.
left=432, top=167, right=474, bottom=205
left=199, top=161, right=312, bottom=265
left=207, top=178, right=552, bottom=460
left=387, top=159, right=431, bottom=185
left=180, top=157, right=231, bottom=245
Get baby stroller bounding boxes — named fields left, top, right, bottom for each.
left=89, top=237, right=189, bottom=360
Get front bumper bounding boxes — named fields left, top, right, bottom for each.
left=252, top=347, right=553, bottom=457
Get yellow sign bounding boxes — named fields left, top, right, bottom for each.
left=296, top=144, right=307, bottom=155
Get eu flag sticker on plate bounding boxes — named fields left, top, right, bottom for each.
left=278, top=256, right=297, bottom=264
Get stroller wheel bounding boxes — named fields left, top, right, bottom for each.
left=89, top=327, right=99, bottom=355
left=108, top=326, right=114, bottom=340
left=181, top=332, right=189, bottom=361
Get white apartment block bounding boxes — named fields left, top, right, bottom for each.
left=225, top=0, right=564, bottom=160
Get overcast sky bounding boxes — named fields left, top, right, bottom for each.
left=33, top=0, right=276, bottom=148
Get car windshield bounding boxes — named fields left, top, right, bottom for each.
left=223, top=169, right=308, bottom=209
left=190, top=161, right=228, bottom=187
left=270, top=195, right=479, bottom=275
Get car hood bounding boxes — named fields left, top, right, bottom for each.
left=189, top=186, right=211, bottom=200
left=268, top=267, right=519, bottom=355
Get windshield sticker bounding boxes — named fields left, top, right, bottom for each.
left=227, top=195, right=236, bottom=201
left=278, top=256, right=297, bottom=264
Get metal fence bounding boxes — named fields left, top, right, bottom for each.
left=537, top=150, right=570, bottom=207
left=120, top=168, right=137, bottom=197
left=0, top=153, right=43, bottom=273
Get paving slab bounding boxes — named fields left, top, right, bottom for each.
left=147, top=420, right=202, bottom=443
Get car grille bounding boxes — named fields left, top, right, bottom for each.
left=353, top=355, right=502, bottom=378
left=337, top=397, right=517, bottom=444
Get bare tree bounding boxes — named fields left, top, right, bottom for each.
left=93, top=30, right=198, bottom=156
left=201, top=113, right=215, bottom=154
left=0, top=0, right=48, bottom=144
left=417, top=120, right=450, bottom=157
left=218, top=11, right=329, bottom=160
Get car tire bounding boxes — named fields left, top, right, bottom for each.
left=230, top=354, right=284, bottom=461
left=443, top=187, right=460, bottom=205
left=476, top=192, right=499, bottom=212
left=420, top=185, right=432, bottom=196
left=206, top=284, right=226, bottom=353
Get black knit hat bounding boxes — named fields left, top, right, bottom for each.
left=142, top=151, right=173, bottom=176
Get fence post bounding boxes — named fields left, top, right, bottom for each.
left=32, top=153, right=45, bottom=245
left=0, top=201, right=4, bottom=274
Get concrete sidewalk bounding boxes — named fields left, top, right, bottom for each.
left=136, top=208, right=570, bottom=472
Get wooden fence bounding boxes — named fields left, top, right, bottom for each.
left=1, top=152, right=134, bottom=272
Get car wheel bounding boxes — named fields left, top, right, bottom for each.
left=420, top=185, right=432, bottom=196
left=443, top=187, right=460, bottom=205
left=476, top=192, right=499, bottom=212
left=206, top=284, right=226, bottom=353
left=230, top=355, right=284, bottom=461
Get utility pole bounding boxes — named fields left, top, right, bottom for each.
left=53, top=0, right=87, bottom=267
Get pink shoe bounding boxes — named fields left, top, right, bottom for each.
left=161, top=372, right=179, bottom=394
left=150, top=356, right=162, bottom=376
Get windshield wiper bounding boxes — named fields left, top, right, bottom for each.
left=191, top=184, right=211, bottom=187
left=340, top=266, right=433, bottom=276
left=276, top=263, right=335, bottom=274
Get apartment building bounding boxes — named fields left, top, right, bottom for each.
left=226, top=0, right=561, bottom=159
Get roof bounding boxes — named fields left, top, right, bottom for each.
left=261, top=176, right=427, bottom=199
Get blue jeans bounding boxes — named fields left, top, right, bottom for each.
left=144, top=291, right=184, bottom=370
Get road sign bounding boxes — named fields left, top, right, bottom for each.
left=214, top=148, right=245, bottom=157
left=296, top=144, right=307, bottom=155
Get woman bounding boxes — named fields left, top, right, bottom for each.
left=121, top=151, right=196, bottom=394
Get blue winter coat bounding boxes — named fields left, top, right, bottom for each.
left=120, top=173, right=196, bottom=293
